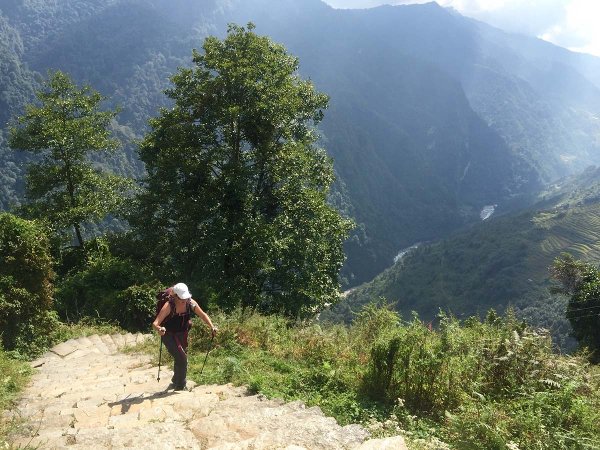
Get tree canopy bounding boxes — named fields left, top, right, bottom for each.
left=133, top=23, right=352, bottom=317
left=9, top=70, right=132, bottom=249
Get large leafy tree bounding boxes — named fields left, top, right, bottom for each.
left=551, top=253, right=600, bottom=361
left=9, top=70, right=132, bottom=249
left=134, top=23, right=352, bottom=317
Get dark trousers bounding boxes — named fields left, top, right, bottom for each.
left=161, top=331, right=188, bottom=387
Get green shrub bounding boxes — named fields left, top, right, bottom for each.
left=50, top=317, right=122, bottom=343
left=55, top=250, right=157, bottom=329
left=0, top=213, right=55, bottom=356
left=117, top=282, right=162, bottom=331
left=445, top=370, right=600, bottom=449
left=351, top=301, right=401, bottom=346
left=362, top=331, right=402, bottom=402
left=0, top=347, right=32, bottom=410
left=359, top=306, right=600, bottom=450
left=361, top=316, right=455, bottom=416
left=551, top=253, right=600, bottom=362
left=220, top=356, right=245, bottom=382
left=230, top=309, right=291, bottom=351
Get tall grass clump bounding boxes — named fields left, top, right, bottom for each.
left=360, top=308, right=600, bottom=448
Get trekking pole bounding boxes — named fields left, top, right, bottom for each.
left=199, top=334, right=215, bottom=375
left=157, top=337, right=163, bottom=382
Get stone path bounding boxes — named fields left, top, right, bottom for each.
left=9, top=333, right=407, bottom=449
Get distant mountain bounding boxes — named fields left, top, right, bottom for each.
left=1, top=0, right=600, bottom=285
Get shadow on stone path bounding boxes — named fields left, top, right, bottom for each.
left=9, top=333, right=407, bottom=449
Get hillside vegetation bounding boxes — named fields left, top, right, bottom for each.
left=333, top=167, right=600, bottom=349
left=3, top=305, right=599, bottom=449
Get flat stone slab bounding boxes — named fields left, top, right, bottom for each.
left=50, top=341, right=78, bottom=357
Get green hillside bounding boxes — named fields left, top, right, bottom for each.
left=332, top=167, right=600, bottom=347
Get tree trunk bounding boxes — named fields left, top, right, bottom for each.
left=73, top=223, right=84, bottom=248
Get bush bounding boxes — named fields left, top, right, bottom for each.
left=55, top=249, right=157, bottom=330
left=117, top=283, right=162, bottom=331
left=551, top=253, right=600, bottom=362
left=0, top=213, right=55, bottom=356
left=357, top=308, right=600, bottom=447
left=361, top=317, right=454, bottom=415
left=0, top=345, right=32, bottom=446
left=50, top=317, right=122, bottom=344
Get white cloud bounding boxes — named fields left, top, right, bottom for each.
left=545, top=0, right=600, bottom=56
left=322, top=0, right=600, bottom=56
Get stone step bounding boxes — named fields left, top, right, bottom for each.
left=124, top=333, right=138, bottom=347
left=357, top=436, right=408, bottom=449
left=50, top=339, right=78, bottom=357
left=87, top=334, right=112, bottom=354
left=111, top=333, right=126, bottom=348
left=12, top=427, right=75, bottom=449
left=100, top=334, right=118, bottom=352
left=70, top=423, right=201, bottom=450
left=135, top=332, right=150, bottom=344
left=188, top=398, right=366, bottom=450
left=74, top=335, right=95, bottom=349
left=30, top=351, right=62, bottom=368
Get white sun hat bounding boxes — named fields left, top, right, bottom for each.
left=172, top=282, right=192, bottom=300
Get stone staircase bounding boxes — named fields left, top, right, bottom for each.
left=9, top=333, right=407, bottom=449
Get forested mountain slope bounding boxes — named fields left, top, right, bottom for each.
left=1, top=0, right=600, bottom=285
left=331, top=166, right=600, bottom=348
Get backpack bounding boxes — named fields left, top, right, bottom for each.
left=156, top=288, right=174, bottom=321
left=155, top=288, right=193, bottom=330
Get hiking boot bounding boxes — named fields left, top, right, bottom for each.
left=174, top=384, right=188, bottom=391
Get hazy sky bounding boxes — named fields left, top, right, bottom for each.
left=322, top=0, right=600, bottom=57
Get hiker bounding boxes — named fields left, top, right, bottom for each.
left=152, top=282, right=217, bottom=390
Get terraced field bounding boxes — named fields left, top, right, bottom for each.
left=531, top=204, right=600, bottom=278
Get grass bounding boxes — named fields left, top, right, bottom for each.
left=0, top=347, right=33, bottom=448
left=51, top=318, right=123, bottom=344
